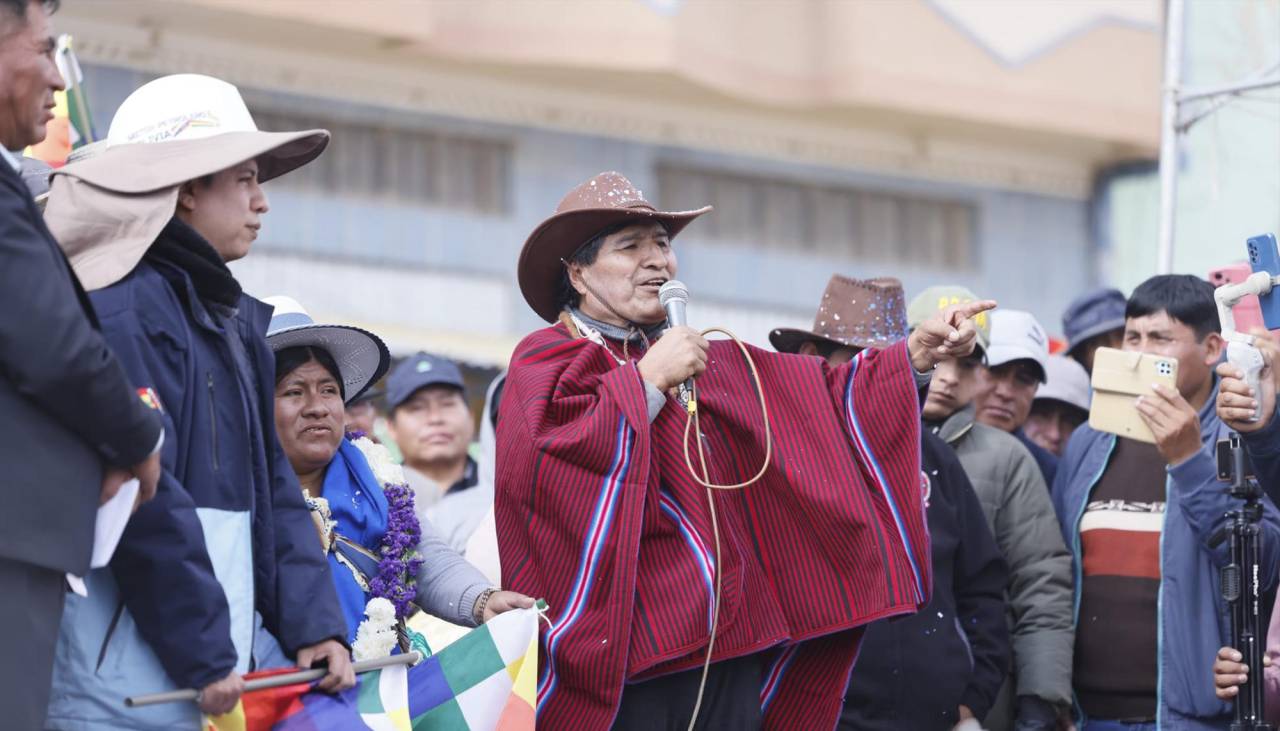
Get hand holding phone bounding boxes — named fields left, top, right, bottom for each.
left=1218, top=329, right=1280, bottom=432
left=1089, top=347, right=1178, bottom=444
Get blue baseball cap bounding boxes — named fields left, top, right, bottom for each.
left=1062, top=287, right=1126, bottom=356
left=387, top=351, right=466, bottom=411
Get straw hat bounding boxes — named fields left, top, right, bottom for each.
left=45, top=74, right=328, bottom=290
left=264, top=296, right=390, bottom=405
left=517, top=171, right=711, bottom=323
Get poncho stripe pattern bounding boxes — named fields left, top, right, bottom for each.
left=845, top=350, right=927, bottom=604
left=657, top=490, right=716, bottom=632
left=536, top=413, right=634, bottom=713
left=497, top=324, right=932, bottom=730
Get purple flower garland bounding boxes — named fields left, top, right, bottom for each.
left=370, top=482, right=423, bottom=618
left=349, top=432, right=424, bottom=618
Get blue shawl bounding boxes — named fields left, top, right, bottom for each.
left=322, top=437, right=390, bottom=642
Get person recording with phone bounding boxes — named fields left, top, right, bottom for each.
left=1211, top=327, right=1280, bottom=724
left=1051, top=274, right=1280, bottom=731
left=496, top=171, right=996, bottom=730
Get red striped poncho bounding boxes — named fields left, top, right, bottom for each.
left=495, top=323, right=931, bottom=730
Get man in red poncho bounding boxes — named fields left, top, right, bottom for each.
left=497, top=171, right=995, bottom=730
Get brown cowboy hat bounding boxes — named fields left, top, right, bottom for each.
left=517, top=171, right=712, bottom=323
left=770, top=275, right=908, bottom=353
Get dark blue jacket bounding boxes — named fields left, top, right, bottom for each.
left=843, top=431, right=1010, bottom=730
left=1051, top=380, right=1280, bottom=730
left=1242, top=410, right=1280, bottom=510
left=47, top=224, right=347, bottom=730
left=1016, top=427, right=1058, bottom=488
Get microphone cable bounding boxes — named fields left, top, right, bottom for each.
left=556, top=273, right=775, bottom=730
left=678, top=327, right=773, bottom=731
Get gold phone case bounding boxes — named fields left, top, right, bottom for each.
left=1088, top=347, right=1179, bottom=444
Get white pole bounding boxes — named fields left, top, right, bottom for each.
left=1156, top=0, right=1185, bottom=274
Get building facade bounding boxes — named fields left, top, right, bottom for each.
left=57, top=0, right=1163, bottom=367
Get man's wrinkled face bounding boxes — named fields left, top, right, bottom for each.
left=176, top=160, right=268, bottom=263
left=974, top=360, right=1041, bottom=433
left=388, top=385, right=475, bottom=469
left=1122, top=310, right=1222, bottom=402
left=922, top=353, right=983, bottom=422
left=1024, top=399, right=1087, bottom=457
left=0, top=3, right=64, bottom=150
left=569, top=222, right=675, bottom=327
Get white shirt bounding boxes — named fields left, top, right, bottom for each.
left=0, top=146, right=21, bottom=173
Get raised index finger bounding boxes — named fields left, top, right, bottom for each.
left=946, top=299, right=998, bottom=326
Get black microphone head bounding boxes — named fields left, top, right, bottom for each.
left=658, top=279, right=689, bottom=307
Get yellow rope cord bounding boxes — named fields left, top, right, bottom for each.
left=560, top=316, right=774, bottom=730
left=680, top=327, right=772, bottom=730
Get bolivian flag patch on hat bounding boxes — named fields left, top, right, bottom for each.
left=137, top=387, right=163, bottom=414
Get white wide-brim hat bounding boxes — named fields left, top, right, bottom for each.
left=264, top=296, right=390, bottom=405
left=44, top=74, right=329, bottom=291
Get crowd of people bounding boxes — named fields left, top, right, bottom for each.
left=4, top=2, right=1280, bottom=731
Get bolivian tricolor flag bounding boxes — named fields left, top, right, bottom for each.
left=25, top=34, right=95, bottom=167
left=207, top=606, right=538, bottom=731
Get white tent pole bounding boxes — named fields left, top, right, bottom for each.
left=1157, top=0, right=1185, bottom=275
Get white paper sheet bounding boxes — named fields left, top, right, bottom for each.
left=66, top=478, right=139, bottom=597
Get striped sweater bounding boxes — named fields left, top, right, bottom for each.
left=496, top=323, right=932, bottom=730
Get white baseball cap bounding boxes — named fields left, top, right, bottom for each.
left=985, top=309, right=1050, bottom=383
left=1035, top=355, right=1091, bottom=412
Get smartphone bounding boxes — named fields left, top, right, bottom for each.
left=1089, top=347, right=1178, bottom=444
left=1209, top=263, right=1266, bottom=334
left=1246, top=233, right=1280, bottom=329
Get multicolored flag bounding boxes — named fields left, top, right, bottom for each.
left=207, top=605, right=539, bottom=731
left=25, top=34, right=96, bottom=167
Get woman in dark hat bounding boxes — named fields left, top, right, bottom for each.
left=499, top=171, right=997, bottom=730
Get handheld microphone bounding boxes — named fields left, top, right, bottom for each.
left=658, top=280, right=694, bottom=405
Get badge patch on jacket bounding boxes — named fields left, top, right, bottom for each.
left=920, top=470, right=932, bottom=508
left=137, top=387, right=164, bottom=414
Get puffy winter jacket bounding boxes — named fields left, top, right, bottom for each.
left=843, top=431, right=1010, bottom=729
left=46, top=223, right=347, bottom=730
left=930, top=404, right=1074, bottom=729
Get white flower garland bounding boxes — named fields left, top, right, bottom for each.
left=352, top=597, right=399, bottom=661
left=354, top=436, right=408, bottom=489
left=348, top=436, right=420, bottom=660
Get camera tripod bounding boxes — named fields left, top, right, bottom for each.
left=1215, top=434, right=1272, bottom=731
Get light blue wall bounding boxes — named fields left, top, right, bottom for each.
left=81, top=62, right=1093, bottom=339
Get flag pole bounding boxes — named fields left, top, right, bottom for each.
left=62, top=36, right=95, bottom=144
left=124, top=651, right=422, bottom=708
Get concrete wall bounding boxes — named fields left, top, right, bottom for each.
left=80, top=62, right=1093, bottom=361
